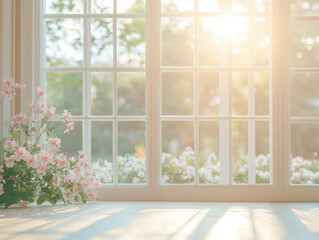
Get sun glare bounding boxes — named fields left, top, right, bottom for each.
left=202, top=15, right=248, bottom=39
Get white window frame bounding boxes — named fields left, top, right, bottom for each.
left=18, top=0, right=319, bottom=201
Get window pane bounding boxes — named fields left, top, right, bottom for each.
left=46, top=72, right=83, bottom=115
left=117, top=0, right=145, bottom=13
left=199, top=0, right=220, bottom=12
left=199, top=72, right=219, bottom=115
left=290, top=31, right=319, bottom=68
left=199, top=18, right=221, bottom=66
left=45, top=0, right=83, bottom=14
left=232, top=0, right=249, bottom=12
left=118, top=121, right=146, bottom=184
left=162, top=18, right=194, bottom=66
left=233, top=121, right=249, bottom=184
left=291, top=0, right=319, bottom=16
left=46, top=19, right=83, bottom=67
left=161, top=0, right=194, bottom=13
left=90, top=19, right=113, bottom=67
left=255, top=0, right=269, bottom=12
left=162, top=121, right=195, bottom=184
left=232, top=72, right=248, bottom=115
left=231, top=17, right=249, bottom=67
left=49, top=121, right=82, bottom=157
left=291, top=124, right=319, bottom=185
left=118, top=73, right=145, bottom=116
left=199, top=121, right=220, bottom=184
left=91, top=72, right=113, bottom=116
left=256, top=121, right=270, bottom=184
left=92, top=121, right=113, bottom=184
left=255, top=72, right=269, bottom=115
left=117, top=18, right=146, bottom=67
left=91, top=0, right=113, bottom=13
left=255, top=30, right=270, bottom=67
left=291, top=73, right=319, bottom=117
left=162, top=72, right=193, bottom=115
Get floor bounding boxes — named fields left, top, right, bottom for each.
left=0, top=202, right=319, bottom=240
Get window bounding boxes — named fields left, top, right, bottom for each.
left=289, top=0, right=319, bottom=185
left=19, top=0, right=319, bottom=200
left=43, top=0, right=147, bottom=185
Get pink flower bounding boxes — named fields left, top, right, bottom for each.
left=45, top=106, right=56, bottom=119
left=64, top=122, right=74, bottom=134
left=5, top=79, right=12, bottom=86
left=40, top=151, right=54, bottom=164
left=4, top=140, right=17, bottom=152
left=36, top=87, right=45, bottom=96
left=48, top=138, right=61, bottom=148
left=0, top=184, right=4, bottom=195
left=5, top=157, right=15, bottom=168
left=89, top=191, right=98, bottom=200
left=0, top=166, right=4, bottom=173
left=62, top=109, right=72, bottom=122
left=79, top=151, right=87, bottom=159
left=59, top=154, right=69, bottom=167
left=38, top=165, right=47, bottom=175
left=14, top=147, right=27, bottom=161
left=26, top=155, right=38, bottom=168
left=15, top=83, right=26, bottom=89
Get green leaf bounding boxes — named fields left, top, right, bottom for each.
left=37, top=195, right=46, bottom=205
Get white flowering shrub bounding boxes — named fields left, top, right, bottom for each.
left=92, top=149, right=319, bottom=185
left=161, top=147, right=195, bottom=184
left=290, top=156, right=319, bottom=184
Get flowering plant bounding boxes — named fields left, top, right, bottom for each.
left=0, top=78, right=99, bottom=208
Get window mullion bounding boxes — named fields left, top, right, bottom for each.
left=113, top=0, right=118, bottom=185
left=148, top=0, right=161, bottom=187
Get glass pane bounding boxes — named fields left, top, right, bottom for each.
left=232, top=0, right=249, bottom=12
left=45, top=0, right=83, bottom=13
left=291, top=124, right=319, bottom=184
left=49, top=121, right=82, bottom=157
left=90, top=19, right=113, bottom=67
left=255, top=30, right=270, bottom=67
left=255, top=72, right=269, bottom=115
left=46, top=19, right=83, bottom=67
left=290, top=31, right=319, bottom=68
left=199, top=121, right=220, bottom=184
left=199, top=18, right=220, bottom=66
left=117, top=18, right=146, bottom=67
left=232, top=72, right=248, bottom=115
left=46, top=72, right=82, bottom=115
left=199, top=0, right=220, bottom=12
left=291, top=73, right=319, bottom=117
left=91, top=0, right=113, bottom=13
left=161, top=121, right=195, bottom=184
left=91, top=72, right=113, bottom=116
left=291, top=0, right=319, bottom=16
left=199, top=72, right=219, bottom=115
left=233, top=121, right=249, bottom=184
left=92, top=121, right=113, bottom=184
left=117, top=0, right=145, bottom=13
left=231, top=17, right=249, bottom=66
left=161, top=0, right=194, bottom=12
left=255, top=121, right=270, bottom=184
left=162, top=72, right=193, bottom=115
left=162, top=18, right=194, bottom=66
left=255, top=0, right=269, bottom=12
left=118, top=73, right=145, bottom=116
left=118, top=121, right=146, bottom=184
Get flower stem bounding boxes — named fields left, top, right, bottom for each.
left=1, top=95, right=5, bottom=164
